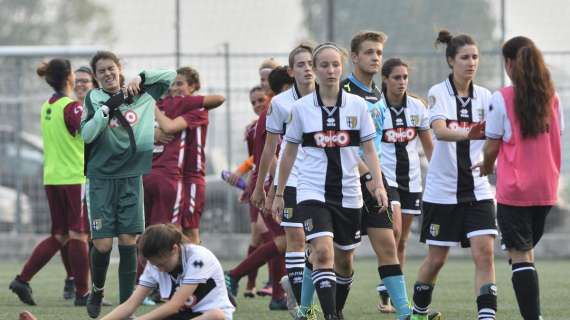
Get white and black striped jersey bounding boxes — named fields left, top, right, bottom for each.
left=285, top=87, right=376, bottom=209
left=266, top=84, right=305, bottom=188
left=423, top=75, right=493, bottom=204
left=139, top=244, right=235, bottom=319
left=380, top=94, right=430, bottom=192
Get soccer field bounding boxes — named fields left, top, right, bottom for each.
left=1, top=258, right=568, bottom=319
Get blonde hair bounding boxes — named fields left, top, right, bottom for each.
left=258, top=57, right=280, bottom=71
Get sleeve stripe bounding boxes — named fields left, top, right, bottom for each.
left=285, top=137, right=301, bottom=144
left=361, top=132, right=376, bottom=142
left=429, top=115, right=447, bottom=124
left=485, top=132, right=503, bottom=139
left=139, top=281, right=156, bottom=288
left=266, top=128, right=284, bottom=134
left=182, top=279, right=207, bottom=284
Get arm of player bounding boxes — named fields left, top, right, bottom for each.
left=251, top=132, right=280, bottom=209
left=154, top=106, right=208, bottom=134
left=271, top=142, right=299, bottom=223
left=203, top=94, right=225, bottom=110
left=136, top=284, right=198, bottom=320
left=472, top=138, right=500, bottom=177
left=418, top=129, right=434, bottom=161
left=80, top=102, right=109, bottom=143
left=140, top=69, right=178, bottom=101
left=100, top=285, right=151, bottom=320
left=361, top=139, right=388, bottom=209
left=431, top=119, right=485, bottom=141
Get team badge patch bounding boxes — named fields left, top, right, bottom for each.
left=304, top=218, right=314, bottom=232
left=477, top=108, right=485, bottom=120
left=283, top=207, right=293, bottom=219
left=428, top=95, right=436, bottom=109
left=410, top=115, right=419, bottom=126
left=429, top=224, right=440, bottom=237
left=92, top=219, right=102, bottom=231
left=346, top=116, right=357, bottom=128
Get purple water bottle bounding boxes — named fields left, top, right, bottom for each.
left=221, top=170, right=247, bottom=190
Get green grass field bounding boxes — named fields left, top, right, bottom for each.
left=1, top=258, right=568, bottom=319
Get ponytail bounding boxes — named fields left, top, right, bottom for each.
left=503, top=36, right=554, bottom=138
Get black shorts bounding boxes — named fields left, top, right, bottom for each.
left=420, top=200, right=497, bottom=248
left=165, top=311, right=202, bottom=319
left=298, top=200, right=362, bottom=251
left=387, top=186, right=422, bottom=215
left=361, top=179, right=392, bottom=234
left=280, top=186, right=302, bottom=228
left=497, top=204, right=552, bottom=251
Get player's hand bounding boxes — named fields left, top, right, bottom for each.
left=238, top=190, right=249, bottom=203
left=467, top=121, right=485, bottom=140
left=373, top=187, right=389, bottom=212
left=126, top=75, right=142, bottom=97
left=471, top=161, right=493, bottom=176
left=227, top=172, right=241, bottom=186
left=157, top=130, right=174, bottom=144
left=250, top=185, right=266, bottom=209
left=271, top=196, right=284, bottom=223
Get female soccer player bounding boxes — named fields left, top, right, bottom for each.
left=10, top=59, right=89, bottom=307
left=380, top=58, right=433, bottom=268
left=74, top=66, right=97, bottom=102
left=410, top=30, right=495, bottom=320
left=273, top=42, right=388, bottom=320
left=473, top=36, right=563, bottom=320
left=81, top=50, right=176, bottom=318
left=100, top=224, right=235, bottom=320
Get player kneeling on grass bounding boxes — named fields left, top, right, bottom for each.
left=101, top=224, right=235, bottom=320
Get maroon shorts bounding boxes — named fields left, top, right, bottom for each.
left=45, top=184, right=88, bottom=235
left=260, top=209, right=285, bottom=237
left=143, top=173, right=184, bottom=226
left=249, top=204, right=260, bottom=223
left=182, top=181, right=206, bottom=229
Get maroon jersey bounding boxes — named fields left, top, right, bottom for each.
left=153, top=95, right=207, bottom=178
left=48, top=94, right=82, bottom=135
left=181, top=97, right=211, bottom=184
left=245, top=119, right=257, bottom=156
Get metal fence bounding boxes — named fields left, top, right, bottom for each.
left=0, top=46, right=568, bottom=234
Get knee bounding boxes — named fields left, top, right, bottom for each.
left=334, top=252, right=354, bottom=275
left=68, top=231, right=89, bottom=243
left=93, top=240, right=112, bottom=253
left=286, top=229, right=305, bottom=252
left=274, top=236, right=287, bottom=252
left=312, top=244, right=333, bottom=266
left=427, top=254, right=447, bottom=272
left=473, top=246, right=495, bottom=269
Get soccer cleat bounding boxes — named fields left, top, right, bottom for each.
left=9, top=276, right=36, bottom=306
left=269, top=297, right=288, bottom=310
left=280, top=275, right=299, bottom=317
left=74, top=294, right=88, bottom=306
left=86, top=290, right=104, bottom=319
left=428, top=311, right=443, bottom=320
left=337, top=310, right=345, bottom=320
left=257, top=281, right=273, bottom=297
left=297, top=303, right=320, bottom=320
left=405, top=311, right=443, bottom=320
left=63, top=278, right=75, bottom=300
left=243, top=288, right=256, bottom=298
left=224, top=271, right=239, bottom=298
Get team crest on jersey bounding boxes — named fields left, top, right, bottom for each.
left=410, top=115, right=419, bottom=126
left=429, top=224, right=440, bottom=237
left=304, top=218, right=314, bottom=232
left=428, top=95, right=436, bottom=109
left=283, top=207, right=293, bottom=219
left=477, top=108, right=485, bottom=120
left=345, top=116, right=357, bottom=129
left=109, top=110, right=139, bottom=128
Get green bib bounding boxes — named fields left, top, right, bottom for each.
left=40, top=96, right=85, bottom=185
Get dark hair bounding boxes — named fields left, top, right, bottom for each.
left=288, top=43, right=314, bottom=67
left=90, top=50, right=124, bottom=86
left=350, top=31, right=387, bottom=53
left=502, top=36, right=554, bottom=138
left=435, top=29, right=476, bottom=68
left=249, top=85, right=264, bottom=96
left=139, top=224, right=188, bottom=259
left=177, top=66, right=201, bottom=92
left=75, top=66, right=98, bottom=88
left=37, top=59, right=72, bottom=92
left=381, top=58, right=409, bottom=93
left=268, top=66, right=293, bottom=94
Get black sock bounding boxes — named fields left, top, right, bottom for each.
left=512, top=262, right=541, bottom=320
left=90, top=246, right=111, bottom=292
left=477, top=283, right=498, bottom=320
left=335, top=272, right=353, bottom=314
left=412, top=282, right=434, bottom=315
left=285, top=251, right=304, bottom=304
left=118, top=245, right=137, bottom=303
left=312, top=269, right=336, bottom=318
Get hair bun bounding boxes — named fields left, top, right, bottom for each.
left=436, top=29, right=453, bottom=46
left=36, top=61, right=49, bottom=77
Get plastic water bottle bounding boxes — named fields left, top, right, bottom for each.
left=221, top=170, right=247, bottom=190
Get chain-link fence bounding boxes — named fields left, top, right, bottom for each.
left=0, top=46, right=568, bottom=234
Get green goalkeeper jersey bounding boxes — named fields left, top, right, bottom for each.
left=81, top=69, right=176, bottom=178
